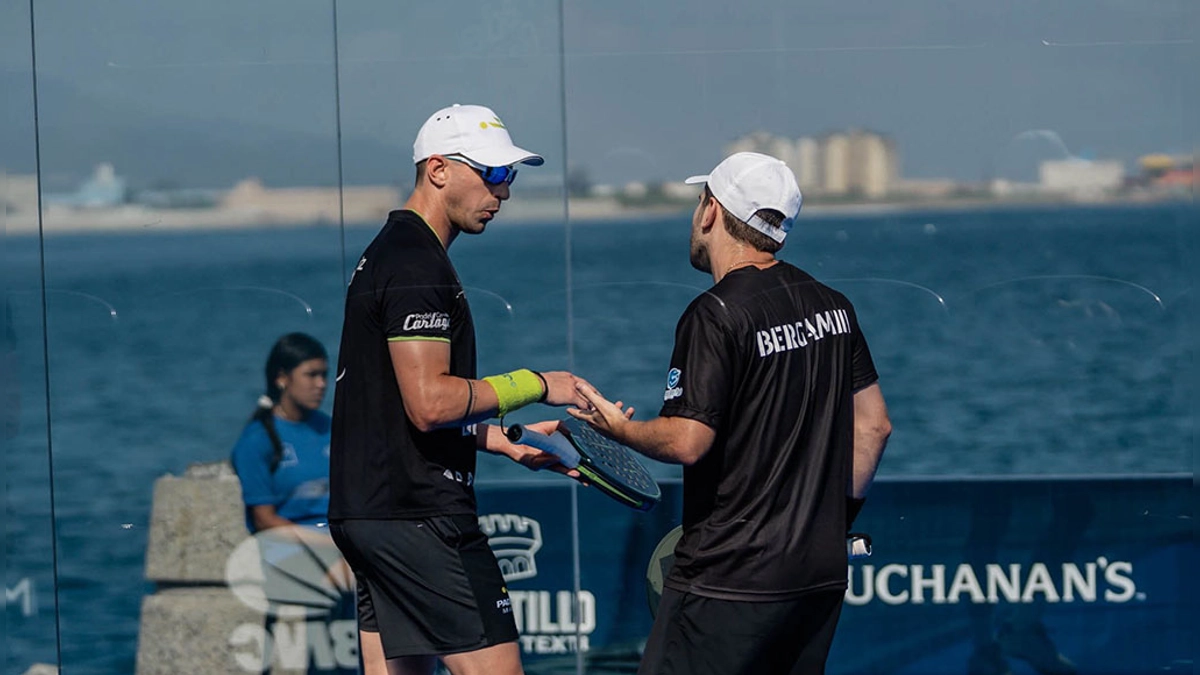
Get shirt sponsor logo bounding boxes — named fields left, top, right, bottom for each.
left=279, top=443, right=299, bottom=468
left=664, top=368, right=683, bottom=401
left=845, top=557, right=1142, bottom=606
left=756, top=309, right=851, bottom=358
left=402, top=311, right=450, bottom=332
left=442, top=469, right=475, bottom=486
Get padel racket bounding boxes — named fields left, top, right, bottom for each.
left=505, top=418, right=661, bottom=511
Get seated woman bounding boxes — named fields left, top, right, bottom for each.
left=231, top=332, right=331, bottom=533
left=230, top=333, right=360, bottom=673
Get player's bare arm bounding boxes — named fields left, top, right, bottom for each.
left=851, top=382, right=891, bottom=499
left=569, top=381, right=716, bottom=466
left=389, top=339, right=498, bottom=431
left=389, top=340, right=590, bottom=432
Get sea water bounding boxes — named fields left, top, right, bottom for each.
left=4, top=203, right=1193, bottom=672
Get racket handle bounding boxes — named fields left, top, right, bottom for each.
left=847, top=533, right=872, bottom=559
left=505, top=425, right=582, bottom=469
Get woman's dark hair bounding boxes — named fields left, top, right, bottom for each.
left=252, top=332, right=328, bottom=473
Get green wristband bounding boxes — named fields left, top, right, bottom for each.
left=482, top=369, right=546, bottom=417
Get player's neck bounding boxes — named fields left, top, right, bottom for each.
left=403, top=193, right=454, bottom=249
left=712, top=244, right=775, bottom=283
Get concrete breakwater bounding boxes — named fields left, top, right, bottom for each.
left=136, top=461, right=356, bottom=675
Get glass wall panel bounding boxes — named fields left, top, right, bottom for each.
left=5, top=1, right=1192, bottom=673
left=561, top=0, right=1192, bottom=474
left=27, top=1, right=345, bottom=672
left=336, top=2, right=575, bottom=672
left=563, top=1, right=1193, bottom=673
left=4, top=0, right=61, bottom=671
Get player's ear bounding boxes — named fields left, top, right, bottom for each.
left=425, top=155, right=451, bottom=188
left=699, top=195, right=719, bottom=233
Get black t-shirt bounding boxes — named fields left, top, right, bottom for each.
left=329, top=210, right=478, bottom=520
left=660, top=261, right=878, bottom=600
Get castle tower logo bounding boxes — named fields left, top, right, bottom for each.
left=479, top=514, right=543, bottom=582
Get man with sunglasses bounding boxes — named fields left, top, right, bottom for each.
left=329, top=104, right=592, bottom=675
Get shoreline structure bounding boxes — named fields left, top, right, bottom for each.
left=4, top=193, right=1183, bottom=237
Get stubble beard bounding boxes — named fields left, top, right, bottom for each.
left=690, top=234, right=711, bottom=273
left=448, top=203, right=487, bottom=236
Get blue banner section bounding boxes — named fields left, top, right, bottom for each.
left=476, top=475, right=1194, bottom=674
left=475, top=481, right=679, bottom=672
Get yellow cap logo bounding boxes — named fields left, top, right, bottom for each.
left=480, top=117, right=506, bottom=130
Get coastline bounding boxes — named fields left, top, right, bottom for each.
left=3, top=194, right=1187, bottom=237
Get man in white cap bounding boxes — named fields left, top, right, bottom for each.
left=328, top=104, right=592, bottom=675
left=570, top=152, right=892, bottom=674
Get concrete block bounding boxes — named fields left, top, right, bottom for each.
left=136, top=588, right=358, bottom=675
left=136, top=587, right=264, bottom=675
left=144, top=461, right=249, bottom=584
left=138, top=460, right=358, bottom=674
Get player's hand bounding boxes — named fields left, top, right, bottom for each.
left=538, top=371, right=595, bottom=410
left=567, top=381, right=635, bottom=440
left=498, top=419, right=583, bottom=479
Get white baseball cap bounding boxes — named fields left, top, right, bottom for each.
left=413, top=104, right=544, bottom=168
left=684, top=152, right=802, bottom=243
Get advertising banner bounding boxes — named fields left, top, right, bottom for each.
left=476, top=475, right=1195, bottom=674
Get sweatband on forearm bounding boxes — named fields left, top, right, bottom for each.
left=482, top=369, right=546, bottom=417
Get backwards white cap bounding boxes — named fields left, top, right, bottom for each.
left=413, top=104, right=544, bottom=168
left=684, top=152, right=802, bottom=243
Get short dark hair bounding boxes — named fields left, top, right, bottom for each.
left=705, top=186, right=784, bottom=254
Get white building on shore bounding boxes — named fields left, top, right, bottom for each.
left=725, top=129, right=899, bottom=199
left=221, top=178, right=400, bottom=224
left=1039, top=159, right=1124, bottom=199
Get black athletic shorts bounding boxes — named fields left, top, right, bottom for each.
left=639, top=586, right=845, bottom=675
left=329, top=515, right=519, bottom=658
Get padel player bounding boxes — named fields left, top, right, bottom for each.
left=329, top=104, right=592, bottom=675
left=571, top=152, right=892, bottom=675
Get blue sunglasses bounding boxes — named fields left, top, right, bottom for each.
left=447, top=155, right=518, bottom=186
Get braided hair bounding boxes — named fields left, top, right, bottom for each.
left=252, top=332, right=328, bottom=473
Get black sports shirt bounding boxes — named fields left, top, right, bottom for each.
left=329, top=210, right=478, bottom=520
left=660, top=261, right=878, bottom=600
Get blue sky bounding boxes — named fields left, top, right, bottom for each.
left=2, top=0, right=1194, bottom=189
